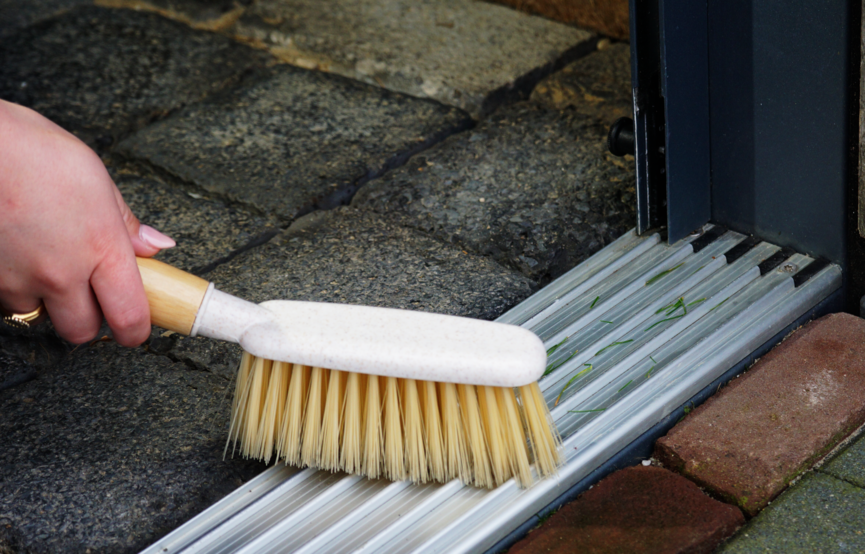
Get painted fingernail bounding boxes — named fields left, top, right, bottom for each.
left=139, top=224, right=176, bottom=249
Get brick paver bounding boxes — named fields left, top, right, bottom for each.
left=509, top=466, right=744, bottom=554
left=655, top=313, right=865, bottom=516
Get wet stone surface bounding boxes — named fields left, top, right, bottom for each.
left=148, top=331, right=242, bottom=382
left=531, top=42, right=633, bottom=123
left=353, top=100, right=636, bottom=283
left=205, top=207, right=536, bottom=319
left=96, top=0, right=250, bottom=27
left=0, top=5, right=272, bottom=151
left=0, top=0, right=89, bottom=37
left=230, top=0, right=595, bottom=117
left=821, top=430, right=865, bottom=489
left=0, top=341, right=264, bottom=554
left=718, top=472, right=865, bottom=554
left=119, top=64, right=472, bottom=223
left=112, top=168, right=281, bottom=274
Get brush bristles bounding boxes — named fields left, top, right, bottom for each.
left=227, top=354, right=563, bottom=488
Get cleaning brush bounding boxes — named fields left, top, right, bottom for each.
left=136, top=258, right=562, bottom=488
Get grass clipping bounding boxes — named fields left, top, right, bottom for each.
left=226, top=353, right=563, bottom=489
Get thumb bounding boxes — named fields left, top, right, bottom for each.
left=112, top=185, right=176, bottom=257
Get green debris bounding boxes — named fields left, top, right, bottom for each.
left=644, top=314, right=684, bottom=331
left=600, top=320, right=614, bottom=324
left=656, top=297, right=685, bottom=315
left=554, top=364, right=593, bottom=406
left=595, top=339, right=634, bottom=356
left=710, top=297, right=730, bottom=311
left=645, top=262, right=684, bottom=286
left=687, top=298, right=707, bottom=307
left=618, top=380, right=633, bottom=393
left=544, top=349, right=578, bottom=376
left=546, top=336, right=569, bottom=357
left=589, top=296, right=600, bottom=309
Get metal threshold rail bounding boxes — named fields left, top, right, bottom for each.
left=142, top=225, right=841, bottom=554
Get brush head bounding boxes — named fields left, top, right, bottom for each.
left=236, top=301, right=546, bottom=387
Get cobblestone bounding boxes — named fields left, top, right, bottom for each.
left=229, top=0, right=595, bottom=117
left=0, top=341, right=263, bottom=554
left=0, top=5, right=272, bottom=150
left=112, top=168, right=280, bottom=274
left=118, top=64, right=471, bottom=223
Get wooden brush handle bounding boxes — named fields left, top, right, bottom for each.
left=136, top=257, right=210, bottom=335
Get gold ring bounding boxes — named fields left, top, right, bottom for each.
left=2, top=304, right=46, bottom=329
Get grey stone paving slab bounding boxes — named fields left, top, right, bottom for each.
left=112, top=168, right=280, bottom=274
left=531, top=42, right=633, bottom=124
left=0, top=351, right=37, bottom=394
left=353, top=100, right=636, bottom=283
left=0, top=0, right=90, bottom=37
left=206, top=207, right=535, bottom=319
left=148, top=331, right=241, bottom=382
left=0, top=5, right=272, bottom=151
left=228, top=0, right=596, bottom=118
left=118, top=64, right=472, bottom=223
left=96, top=0, right=249, bottom=28
left=0, top=340, right=264, bottom=554
left=718, top=472, right=865, bottom=554
left=821, top=431, right=865, bottom=489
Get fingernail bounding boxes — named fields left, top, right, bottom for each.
left=139, top=225, right=176, bottom=249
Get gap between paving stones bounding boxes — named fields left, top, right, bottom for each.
left=95, top=0, right=599, bottom=119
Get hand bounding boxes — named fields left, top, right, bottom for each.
left=0, top=100, right=175, bottom=346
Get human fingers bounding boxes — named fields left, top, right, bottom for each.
left=42, top=284, right=104, bottom=344
left=90, top=243, right=151, bottom=347
left=0, top=292, right=44, bottom=320
left=111, top=185, right=175, bottom=257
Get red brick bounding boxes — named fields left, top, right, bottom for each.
left=508, top=466, right=743, bottom=554
left=655, top=313, right=865, bottom=516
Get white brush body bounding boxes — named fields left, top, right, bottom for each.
left=192, top=288, right=546, bottom=387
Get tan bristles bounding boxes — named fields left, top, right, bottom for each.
left=241, top=356, right=272, bottom=458
left=255, top=360, right=289, bottom=464
left=276, top=364, right=308, bottom=465
left=340, top=371, right=363, bottom=474
left=402, top=379, right=428, bottom=483
left=458, top=384, right=493, bottom=488
left=497, top=386, right=532, bottom=486
left=478, top=385, right=508, bottom=486
left=440, top=382, right=470, bottom=482
left=519, top=383, right=563, bottom=477
left=362, top=374, right=383, bottom=479
left=228, top=354, right=562, bottom=488
left=319, top=369, right=345, bottom=471
left=420, top=380, right=445, bottom=483
left=383, top=377, right=406, bottom=481
left=301, top=367, right=327, bottom=467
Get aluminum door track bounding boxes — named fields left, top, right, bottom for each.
left=142, top=225, right=841, bottom=554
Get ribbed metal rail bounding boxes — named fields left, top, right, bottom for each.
left=142, top=226, right=841, bottom=554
